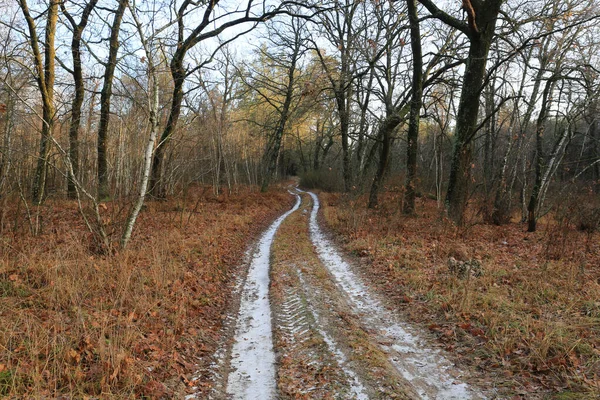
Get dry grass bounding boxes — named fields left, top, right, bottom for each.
left=319, top=191, right=600, bottom=398
left=0, top=185, right=292, bottom=398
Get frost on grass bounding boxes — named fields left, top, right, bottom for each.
left=305, top=190, right=486, bottom=400
left=224, top=193, right=301, bottom=400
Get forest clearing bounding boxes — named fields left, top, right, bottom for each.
left=1, top=0, right=600, bottom=398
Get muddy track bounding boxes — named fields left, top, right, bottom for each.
left=200, top=190, right=492, bottom=399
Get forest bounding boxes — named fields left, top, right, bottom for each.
left=0, top=0, right=599, bottom=398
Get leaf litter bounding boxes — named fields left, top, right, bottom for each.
left=302, top=189, right=490, bottom=400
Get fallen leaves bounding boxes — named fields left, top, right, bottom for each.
left=320, top=191, right=600, bottom=397
left=0, top=186, right=293, bottom=397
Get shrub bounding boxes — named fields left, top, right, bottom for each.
left=575, top=204, right=600, bottom=233
left=299, top=169, right=343, bottom=192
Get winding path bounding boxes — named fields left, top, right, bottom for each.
left=225, top=193, right=300, bottom=399
left=213, top=189, right=488, bottom=399
left=303, top=190, right=483, bottom=400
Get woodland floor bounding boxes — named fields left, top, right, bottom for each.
left=0, top=186, right=293, bottom=398
left=0, top=184, right=598, bottom=399
left=317, top=189, right=600, bottom=399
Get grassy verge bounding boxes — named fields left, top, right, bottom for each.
left=319, top=191, right=600, bottom=398
left=0, top=186, right=292, bottom=398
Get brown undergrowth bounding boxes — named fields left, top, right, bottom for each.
left=319, top=191, right=600, bottom=399
left=0, top=185, right=292, bottom=398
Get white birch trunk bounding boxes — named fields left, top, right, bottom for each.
left=120, top=5, right=161, bottom=249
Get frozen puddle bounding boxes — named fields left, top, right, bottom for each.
left=225, top=193, right=301, bottom=400
left=304, top=190, right=485, bottom=400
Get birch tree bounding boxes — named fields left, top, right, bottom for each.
left=119, top=1, right=164, bottom=249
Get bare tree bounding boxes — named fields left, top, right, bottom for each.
left=120, top=0, right=163, bottom=248
left=239, top=16, right=310, bottom=192
left=61, top=0, right=98, bottom=199
left=148, top=1, right=312, bottom=197
left=18, top=0, right=59, bottom=204
left=97, top=0, right=128, bottom=200
left=310, top=0, right=368, bottom=193
left=402, top=0, right=424, bottom=214
left=418, top=0, right=503, bottom=225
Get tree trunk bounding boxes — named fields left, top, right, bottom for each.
left=585, top=100, right=600, bottom=192
left=63, top=1, right=98, bottom=199
left=150, top=58, right=185, bottom=198
left=261, top=55, right=298, bottom=192
left=368, top=114, right=401, bottom=208
left=527, top=80, right=552, bottom=232
left=361, top=138, right=379, bottom=180
left=483, top=82, right=495, bottom=190
left=491, top=45, right=537, bottom=225
left=0, top=98, right=14, bottom=191
left=121, top=4, right=159, bottom=249
left=18, top=0, right=58, bottom=205
left=445, top=27, right=498, bottom=225
left=418, top=0, right=503, bottom=225
left=97, top=0, right=128, bottom=201
left=403, top=0, right=424, bottom=214
left=340, top=104, right=352, bottom=192
left=261, top=117, right=287, bottom=192
left=355, top=68, right=375, bottom=176
left=313, top=119, right=323, bottom=170
left=592, top=120, right=600, bottom=190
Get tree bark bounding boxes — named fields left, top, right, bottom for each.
left=445, top=36, right=494, bottom=224
left=592, top=119, right=600, bottom=190
left=491, top=44, right=538, bottom=225
left=403, top=0, right=424, bottom=214
left=19, top=0, right=58, bottom=205
left=0, top=98, right=14, bottom=191
left=527, top=80, right=552, bottom=232
left=261, top=39, right=300, bottom=192
left=97, top=0, right=128, bottom=201
left=149, top=58, right=184, bottom=198
left=121, top=4, right=160, bottom=249
left=368, top=114, right=402, bottom=208
left=314, top=0, right=361, bottom=193
left=419, top=0, right=503, bottom=225
left=339, top=96, right=352, bottom=192
left=62, top=1, right=98, bottom=199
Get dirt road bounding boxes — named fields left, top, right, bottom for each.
left=188, top=190, right=491, bottom=399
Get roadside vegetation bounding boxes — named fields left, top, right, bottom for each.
left=0, top=186, right=291, bottom=397
left=319, top=189, right=600, bottom=398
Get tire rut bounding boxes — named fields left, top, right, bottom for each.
left=271, top=193, right=414, bottom=399
left=273, top=272, right=370, bottom=399
left=205, top=189, right=491, bottom=400
left=222, top=193, right=300, bottom=400
left=302, top=189, right=490, bottom=400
